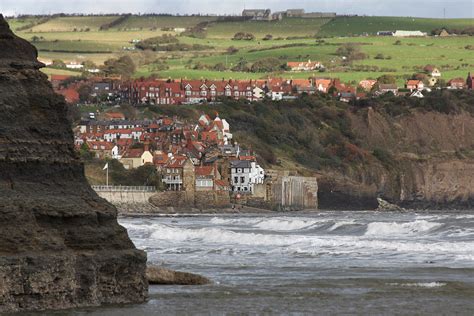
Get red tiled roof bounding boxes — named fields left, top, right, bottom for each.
left=407, top=80, right=422, bottom=86
left=122, top=148, right=144, bottom=158
left=105, top=112, right=125, bottom=119
left=195, top=166, right=214, bottom=177
left=57, top=88, right=79, bottom=103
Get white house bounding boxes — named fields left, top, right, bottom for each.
left=230, top=160, right=265, bottom=193
left=111, top=145, right=121, bottom=159
left=253, top=86, right=265, bottom=100
left=271, top=91, right=284, bottom=101
left=66, top=61, right=84, bottom=69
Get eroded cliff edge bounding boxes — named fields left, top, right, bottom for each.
left=0, top=15, right=147, bottom=312
left=318, top=107, right=474, bottom=210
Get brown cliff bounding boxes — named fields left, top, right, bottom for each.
left=318, top=107, right=474, bottom=209
left=0, top=15, right=147, bottom=312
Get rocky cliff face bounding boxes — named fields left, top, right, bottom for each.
left=0, top=15, right=147, bottom=312
left=318, top=107, right=474, bottom=210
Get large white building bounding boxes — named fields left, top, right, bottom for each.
left=230, top=160, right=265, bottom=193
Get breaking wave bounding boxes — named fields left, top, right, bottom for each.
left=364, top=220, right=443, bottom=237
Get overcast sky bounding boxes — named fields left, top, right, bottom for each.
left=1, top=0, right=473, bottom=18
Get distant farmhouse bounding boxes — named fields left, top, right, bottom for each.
left=242, top=9, right=272, bottom=21
left=287, top=60, right=324, bottom=72
left=242, top=8, right=336, bottom=21
left=377, top=30, right=427, bottom=37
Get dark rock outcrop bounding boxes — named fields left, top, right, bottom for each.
left=0, top=15, right=147, bottom=312
left=146, top=266, right=211, bottom=285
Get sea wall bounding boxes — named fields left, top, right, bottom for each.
left=149, top=190, right=231, bottom=210
left=96, top=191, right=156, bottom=204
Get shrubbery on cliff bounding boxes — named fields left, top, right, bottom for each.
left=149, top=90, right=473, bottom=173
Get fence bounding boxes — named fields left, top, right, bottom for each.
left=91, top=185, right=156, bottom=192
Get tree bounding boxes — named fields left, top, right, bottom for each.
left=79, top=143, right=93, bottom=161
left=250, top=57, right=283, bottom=73
left=52, top=59, right=66, bottom=68
left=77, top=84, right=92, bottom=103
left=336, top=43, right=367, bottom=61
left=102, top=55, right=136, bottom=78
left=82, top=60, right=97, bottom=70
left=377, top=74, right=396, bottom=84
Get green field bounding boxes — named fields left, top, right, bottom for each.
left=318, top=16, right=474, bottom=37
left=8, top=14, right=473, bottom=83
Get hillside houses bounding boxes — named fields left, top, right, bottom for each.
left=55, top=70, right=474, bottom=107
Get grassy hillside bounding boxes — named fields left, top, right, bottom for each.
left=30, top=16, right=119, bottom=32
left=112, top=15, right=218, bottom=30
left=206, top=17, right=332, bottom=39
left=318, top=16, right=474, bottom=37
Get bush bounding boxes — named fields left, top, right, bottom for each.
left=233, top=32, right=255, bottom=41
left=263, top=34, right=273, bottom=41
left=250, top=57, right=284, bottom=73
left=373, top=147, right=393, bottom=166
left=227, top=46, right=239, bottom=54
left=374, top=53, right=385, bottom=60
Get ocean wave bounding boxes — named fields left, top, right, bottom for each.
left=328, top=220, right=357, bottom=231
left=388, top=282, right=447, bottom=288
left=210, top=217, right=327, bottom=231
left=364, top=220, right=443, bottom=237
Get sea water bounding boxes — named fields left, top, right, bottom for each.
left=54, top=211, right=474, bottom=315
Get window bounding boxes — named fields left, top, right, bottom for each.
left=234, top=177, right=238, bottom=183
left=241, top=176, right=245, bottom=183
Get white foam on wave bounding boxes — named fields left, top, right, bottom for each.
left=388, top=282, right=447, bottom=288
left=365, top=220, right=443, bottom=237
left=210, top=217, right=325, bottom=231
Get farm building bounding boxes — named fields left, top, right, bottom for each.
left=393, top=30, right=426, bottom=37
left=242, top=9, right=272, bottom=21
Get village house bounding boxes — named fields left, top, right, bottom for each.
left=406, top=80, right=424, bottom=92
left=424, top=65, right=441, bottom=78
left=448, top=78, right=466, bottom=89
left=410, top=90, right=425, bottom=98
left=162, top=156, right=194, bottom=191
left=230, top=160, right=265, bottom=194
left=377, top=84, right=399, bottom=96
left=287, top=60, right=323, bottom=72
left=86, top=141, right=115, bottom=159
left=119, top=148, right=153, bottom=170
left=358, top=79, right=377, bottom=91
left=195, top=165, right=220, bottom=191
left=313, top=78, right=332, bottom=93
